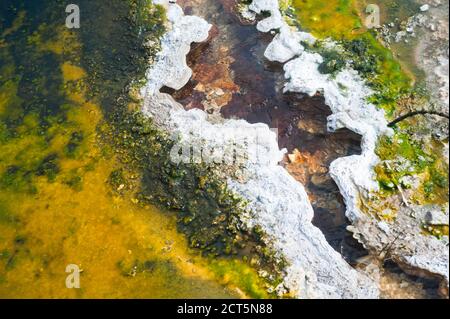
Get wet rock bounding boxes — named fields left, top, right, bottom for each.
left=142, top=0, right=212, bottom=95
left=425, top=210, right=449, bottom=226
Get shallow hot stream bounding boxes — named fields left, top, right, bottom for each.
left=173, top=0, right=442, bottom=299
left=175, top=0, right=365, bottom=262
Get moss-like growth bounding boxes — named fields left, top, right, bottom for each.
left=79, top=0, right=287, bottom=295
left=109, top=169, right=127, bottom=191
left=0, top=1, right=98, bottom=194
left=318, top=49, right=346, bottom=76
left=1, top=0, right=288, bottom=297
left=289, top=0, right=414, bottom=116
left=99, top=109, right=286, bottom=291
left=375, top=128, right=448, bottom=206
left=306, top=35, right=414, bottom=116
left=0, top=0, right=281, bottom=299
left=286, top=0, right=447, bottom=228
left=65, top=131, right=84, bottom=158
left=422, top=224, right=450, bottom=240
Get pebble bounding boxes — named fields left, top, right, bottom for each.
left=215, top=88, right=225, bottom=96
left=420, top=4, right=430, bottom=12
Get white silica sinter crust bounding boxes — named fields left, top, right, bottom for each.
left=142, top=0, right=212, bottom=96
left=142, top=0, right=379, bottom=298
left=246, top=0, right=449, bottom=288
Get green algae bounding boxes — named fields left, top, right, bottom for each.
left=289, top=0, right=414, bottom=116
left=210, top=258, right=273, bottom=299
left=374, top=125, right=449, bottom=207
left=290, top=0, right=362, bottom=39
left=422, top=224, right=450, bottom=240
left=100, top=109, right=287, bottom=296
left=77, top=0, right=287, bottom=293
left=283, top=0, right=448, bottom=234
left=0, top=199, right=18, bottom=225
left=0, top=0, right=284, bottom=298
left=0, top=6, right=92, bottom=195
left=374, top=0, right=427, bottom=82
left=0, top=0, right=236, bottom=299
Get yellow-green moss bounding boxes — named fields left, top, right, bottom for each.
left=209, top=258, right=273, bottom=299
left=288, top=0, right=447, bottom=224
left=289, top=0, right=413, bottom=116
left=422, top=224, right=450, bottom=239
left=375, top=131, right=448, bottom=206
left=291, top=0, right=362, bottom=39
left=0, top=0, right=237, bottom=299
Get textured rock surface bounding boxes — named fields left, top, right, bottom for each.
left=378, top=0, right=449, bottom=114
left=416, top=0, right=449, bottom=114
left=142, top=0, right=212, bottom=96
left=246, top=0, right=449, bottom=290
left=141, top=0, right=379, bottom=298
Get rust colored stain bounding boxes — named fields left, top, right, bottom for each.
left=287, top=149, right=329, bottom=185
left=167, top=9, right=240, bottom=115
left=174, top=0, right=443, bottom=298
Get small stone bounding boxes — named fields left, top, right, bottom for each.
left=400, top=281, right=410, bottom=288
left=420, top=4, right=430, bottom=12
left=215, top=88, right=225, bottom=96
left=195, top=83, right=205, bottom=92
left=425, top=211, right=449, bottom=226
